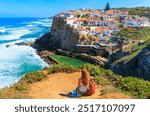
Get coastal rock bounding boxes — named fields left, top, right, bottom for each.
left=33, top=13, right=150, bottom=80
left=111, top=45, right=150, bottom=81
left=34, top=16, right=92, bottom=50
left=50, top=16, right=81, bottom=50
left=34, top=32, right=60, bottom=50
left=15, top=42, right=33, bottom=46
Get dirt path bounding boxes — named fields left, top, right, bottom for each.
left=27, top=72, right=132, bottom=99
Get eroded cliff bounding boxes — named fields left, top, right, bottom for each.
left=34, top=16, right=93, bottom=51
left=50, top=16, right=81, bottom=50
left=34, top=15, right=150, bottom=81
left=111, top=45, right=150, bottom=81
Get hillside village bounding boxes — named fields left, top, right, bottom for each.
left=57, top=8, right=150, bottom=49
left=34, top=6, right=150, bottom=67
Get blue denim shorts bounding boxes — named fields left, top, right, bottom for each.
left=68, top=88, right=82, bottom=98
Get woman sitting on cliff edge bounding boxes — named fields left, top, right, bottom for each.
left=68, top=69, right=96, bottom=97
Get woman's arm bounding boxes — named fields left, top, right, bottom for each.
left=78, top=79, right=81, bottom=87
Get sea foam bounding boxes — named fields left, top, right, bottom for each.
left=0, top=18, right=52, bottom=89
left=0, top=45, right=48, bottom=89
left=0, top=26, right=7, bottom=33
left=0, top=27, right=31, bottom=41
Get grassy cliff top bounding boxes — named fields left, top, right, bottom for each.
left=114, top=7, right=150, bottom=18
left=0, top=64, right=150, bottom=99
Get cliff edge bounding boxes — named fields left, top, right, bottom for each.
left=33, top=13, right=150, bottom=81
left=111, top=45, right=150, bottom=81
left=34, top=16, right=80, bottom=50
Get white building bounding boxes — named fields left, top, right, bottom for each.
left=73, top=19, right=85, bottom=26
left=59, top=13, right=74, bottom=18
left=139, top=17, right=150, bottom=26
left=66, top=19, right=75, bottom=25
left=102, top=15, right=113, bottom=21
left=125, top=19, right=139, bottom=26
left=103, top=20, right=118, bottom=26
left=74, top=27, right=90, bottom=34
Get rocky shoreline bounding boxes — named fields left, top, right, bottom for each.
left=14, top=41, right=58, bottom=66
left=14, top=35, right=107, bottom=67
left=36, top=50, right=58, bottom=65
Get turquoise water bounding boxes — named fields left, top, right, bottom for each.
left=51, top=55, right=88, bottom=66
left=0, top=18, right=52, bottom=88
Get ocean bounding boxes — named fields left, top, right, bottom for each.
left=0, top=17, right=52, bottom=88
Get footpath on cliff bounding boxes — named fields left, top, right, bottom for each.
left=26, top=71, right=132, bottom=99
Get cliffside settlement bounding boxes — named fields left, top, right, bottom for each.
left=34, top=8, right=150, bottom=81
left=50, top=9, right=149, bottom=58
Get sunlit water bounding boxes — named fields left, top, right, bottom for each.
left=0, top=18, right=52, bottom=88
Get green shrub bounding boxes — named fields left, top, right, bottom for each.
left=115, top=27, right=150, bottom=40
left=43, top=67, right=50, bottom=70
left=118, top=24, right=124, bottom=28
left=81, top=14, right=89, bottom=18
left=81, top=64, right=113, bottom=77
left=48, top=64, right=80, bottom=74
left=13, top=95, right=26, bottom=99
left=94, top=76, right=110, bottom=86
left=81, top=64, right=101, bottom=76
left=116, top=76, right=150, bottom=99
left=104, top=70, right=113, bottom=76
left=15, top=84, right=28, bottom=92
left=81, top=64, right=112, bottom=86
left=82, top=64, right=150, bottom=98
left=77, top=14, right=81, bottom=18
left=21, top=71, right=47, bottom=83
left=1, top=63, right=150, bottom=99
left=100, top=88, right=122, bottom=96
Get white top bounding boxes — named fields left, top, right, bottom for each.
left=79, top=85, right=88, bottom=93
left=79, top=80, right=89, bottom=93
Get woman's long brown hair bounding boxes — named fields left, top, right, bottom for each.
left=81, top=69, right=90, bottom=86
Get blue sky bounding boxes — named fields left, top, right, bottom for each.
left=0, top=0, right=150, bottom=17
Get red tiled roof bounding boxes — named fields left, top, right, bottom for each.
left=110, top=26, right=118, bottom=28
left=140, top=17, right=149, bottom=20
left=92, top=27, right=111, bottom=33
left=102, top=27, right=111, bottom=31
left=94, top=27, right=103, bottom=33
left=74, top=27, right=88, bottom=31
left=103, top=15, right=112, bottom=18
left=106, top=10, right=117, bottom=14
left=74, top=18, right=88, bottom=22
left=104, top=20, right=118, bottom=23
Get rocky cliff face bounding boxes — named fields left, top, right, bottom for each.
left=50, top=16, right=81, bottom=50
left=34, top=15, right=150, bottom=81
left=111, top=45, right=150, bottom=81
left=34, top=16, right=81, bottom=50
left=35, top=16, right=93, bottom=50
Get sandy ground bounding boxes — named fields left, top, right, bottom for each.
left=27, top=72, right=132, bottom=99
